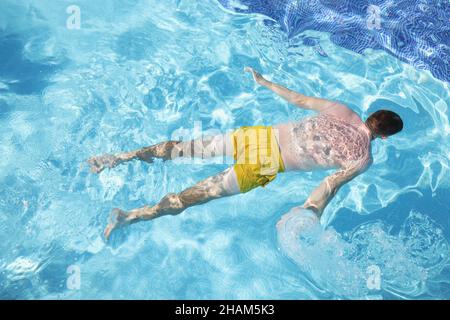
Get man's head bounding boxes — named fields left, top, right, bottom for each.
left=365, top=110, right=403, bottom=140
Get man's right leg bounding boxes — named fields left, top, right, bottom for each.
left=87, top=133, right=233, bottom=173
left=104, top=166, right=240, bottom=240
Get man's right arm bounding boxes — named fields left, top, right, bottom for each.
left=302, top=160, right=367, bottom=217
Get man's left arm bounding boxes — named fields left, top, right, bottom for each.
left=244, top=67, right=359, bottom=122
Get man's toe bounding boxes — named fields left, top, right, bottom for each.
left=104, top=224, right=114, bottom=241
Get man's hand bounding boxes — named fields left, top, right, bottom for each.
left=244, top=67, right=344, bottom=114
left=244, top=67, right=267, bottom=85
left=302, top=201, right=321, bottom=217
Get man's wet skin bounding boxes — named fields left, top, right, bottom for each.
left=88, top=67, right=402, bottom=241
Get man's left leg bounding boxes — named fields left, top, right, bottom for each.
left=104, top=166, right=240, bottom=240
left=87, top=134, right=232, bottom=173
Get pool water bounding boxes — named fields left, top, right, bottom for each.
left=0, top=0, right=449, bottom=299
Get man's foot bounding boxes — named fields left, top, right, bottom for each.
left=104, top=208, right=133, bottom=241
left=87, top=154, right=120, bottom=173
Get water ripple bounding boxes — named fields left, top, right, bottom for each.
left=218, top=0, right=450, bottom=82
left=0, top=0, right=449, bottom=299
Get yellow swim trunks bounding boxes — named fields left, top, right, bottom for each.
left=231, top=125, right=285, bottom=193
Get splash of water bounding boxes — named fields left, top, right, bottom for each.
left=277, top=207, right=449, bottom=299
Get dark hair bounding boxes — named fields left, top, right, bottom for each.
left=366, top=110, right=403, bottom=136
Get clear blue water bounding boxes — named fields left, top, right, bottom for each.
left=219, top=0, right=450, bottom=82
left=0, top=0, right=449, bottom=299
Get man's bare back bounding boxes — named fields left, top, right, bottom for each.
left=87, top=67, right=403, bottom=241
left=275, top=109, right=373, bottom=214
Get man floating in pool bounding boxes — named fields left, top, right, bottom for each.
left=88, top=67, right=403, bottom=240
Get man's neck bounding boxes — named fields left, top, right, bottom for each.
left=363, top=122, right=375, bottom=141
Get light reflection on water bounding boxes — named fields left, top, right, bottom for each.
left=0, top=0, right=449, bottom=299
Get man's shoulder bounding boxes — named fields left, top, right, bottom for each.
left=320, top=103, right=362, bottom=124
left=345, top=152, right=373, bottom=172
